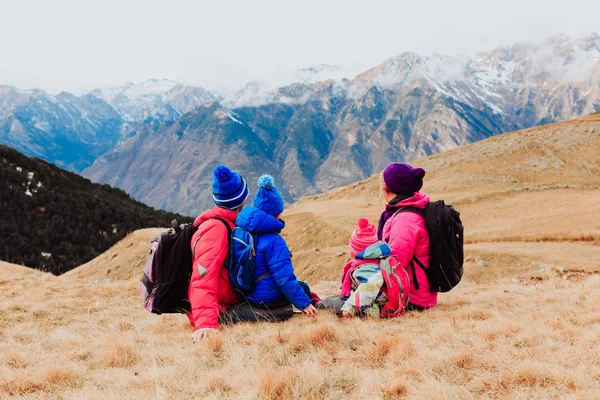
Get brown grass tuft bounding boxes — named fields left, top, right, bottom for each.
left=43, top=366, right=79, bottom=387
left=381, top=376, right=409, bottom=399
left=500, top=363, right=577, bottom=390
left=118, top=321, right=134, bottom=331
left=452, top=350, right=477, bottom=369
left=101, top=342, right=139, bottom=368
left=256, top=368, right=294, bottom=400
left=1, top=366, right=80, bottom=396
left=288, top=323, right=339, bottom=352
left=388, top=335, right=416, bottom=359
left=201, top=374, right=231, bottom=395
left=70, top=350, right=92, bottom=362
left=459, top=307, right=493, bottom=320
left=3, top=351, right=28, bottom=368
left=205, top=333, right=223, bottom=355
left=365, top=335, right=398, bottom=367
left=466, top=233, right=600, bottom=245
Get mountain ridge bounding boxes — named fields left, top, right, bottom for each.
left=60, top=112, right=600, bottom=283
left=1, top=33, right=599, bottom=214
left=83, top=33, right=600, bottom=214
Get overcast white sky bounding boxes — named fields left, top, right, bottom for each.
left=1, top=0, right=598, bottom=94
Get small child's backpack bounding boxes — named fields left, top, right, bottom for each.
left=140, top=218, right=230, bottom=314
left=355, top=243, right=411, bottom=318
left=397, top=200, right=464, bottom=293
left=228, top=228, right=269, bottom=294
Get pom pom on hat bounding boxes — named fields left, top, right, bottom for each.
left=383, top=163, right=426, bottom=195
left=258, top=175, right=275, bottom=189
left=214, top=165, right=234, bottom=182
left=349, top=218, right=378, bottom=258
left=413, top=168, right=426, bottom=180
left=253, top=175, right=285, bottom=217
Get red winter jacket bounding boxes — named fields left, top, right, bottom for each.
left=187, top=207, right=241, bottom=330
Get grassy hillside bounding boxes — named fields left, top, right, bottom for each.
left=0, top=145, right=191, bottom=275
left=1, top=114, right=599, bottom=398
left=2, top=268, right=600, bottom=398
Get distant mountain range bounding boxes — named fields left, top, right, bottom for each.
left=1, top=33, right=599, bottom=215
left=0, top=79, right=215, bottom=172
left=0, top=145, right=188, bottom=275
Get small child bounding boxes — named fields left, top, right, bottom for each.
left=339, top=218, right=388, bottom=318
left=236, top=175, right=319, bottom=317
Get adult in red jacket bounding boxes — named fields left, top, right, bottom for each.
left=188, top=165, right=249, bottom=342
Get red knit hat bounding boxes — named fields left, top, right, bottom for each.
left=349, top=218, right=378, bottom=258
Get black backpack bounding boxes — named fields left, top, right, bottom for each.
left=140, top=218, right=231, bottom=314
left=396, top=200, right=464, bottom=292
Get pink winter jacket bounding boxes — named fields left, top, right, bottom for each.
left=380, top=192, right=437, bottom=308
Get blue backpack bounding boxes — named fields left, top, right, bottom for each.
left=228, top=227, right=268, bottom=293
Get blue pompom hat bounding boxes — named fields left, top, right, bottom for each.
left=212, top=165, right=249, bottom=209
left=253, top=175, right=284, bottom=217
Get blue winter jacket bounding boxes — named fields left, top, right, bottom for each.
left=236, top=206, right=311, bottom=310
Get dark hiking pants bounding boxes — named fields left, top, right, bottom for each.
left=218, top=281, right=311, bottom=324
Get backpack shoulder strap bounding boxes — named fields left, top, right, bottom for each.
left=213, top=217, right=233, bottom=246
left=254, top=271, right=269, bottom=284
left=394, top=206, right=425, bottom=217
left=409, top=259, right=420, bottom=290
left=192, top=217, right=233, bottom=259
left=412, top=256, right=427, bottom=271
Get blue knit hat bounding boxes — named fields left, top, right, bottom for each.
left=212, top=165, right=249, bottom=209
left=253, top=175, right=284, bottom=217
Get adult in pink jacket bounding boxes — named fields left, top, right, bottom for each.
left=377, top=162, right=437, bottom=310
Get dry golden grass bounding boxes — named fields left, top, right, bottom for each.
left=62, top=228, right=162, bottom=281
left=2, top=270, right=600, bottom=399
left=1, top=114, right=600, bottom=398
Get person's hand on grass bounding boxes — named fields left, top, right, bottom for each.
left=192, top=327, right=218, bottom=343
left=303, top=304, right=318, bottom=317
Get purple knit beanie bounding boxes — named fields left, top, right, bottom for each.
left=382, top=163, right=426, bottom=194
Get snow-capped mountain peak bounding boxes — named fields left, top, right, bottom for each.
left=91, top=78, right=179, bottom=102
left=88, top=79, right=216, bottom=120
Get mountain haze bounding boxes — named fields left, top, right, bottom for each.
left=0, top=34, right=599, bottom=214
left=85, top=34, right=600, bottom=214
left=0, top=80, right=216, bottom=172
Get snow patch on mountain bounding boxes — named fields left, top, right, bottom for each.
left=93, top=79, right=179, bottom=102
left=227, top=112, right=244, bottom=125
left=83, top=79, right=217, bottom=122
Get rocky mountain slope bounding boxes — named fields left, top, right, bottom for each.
left=0, top=80, right=216, bottom=172
left=85, top=34, right=600, bottom=214
left=1, top=34, right=599, bottom=214
left=70, top=112, right=600, bottom=283
left=89, top=78, right=216, bottom=121
left=0, top=86, right=123, bottom=171
left=0, top=145, right=189, bottom=275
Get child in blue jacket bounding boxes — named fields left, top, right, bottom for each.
left=236, top=175, right=319, bottom=316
